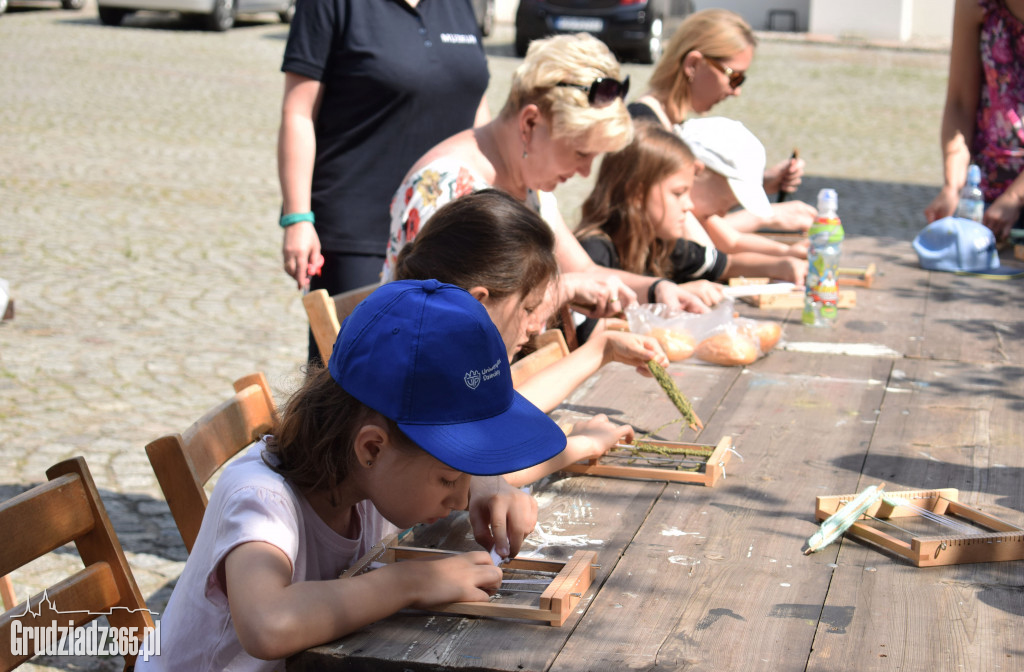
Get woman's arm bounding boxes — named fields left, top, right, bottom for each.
left=701, top=214, right=803, bottom=257
left=474, top=93, right=491, bottom=127
left=278, top=72, right=325, bottom=290
left=985, top=170, right=1024, bottom=240
left=226, top=541, right=501, bottom=660
left=925, top=0, right=983, bottom=222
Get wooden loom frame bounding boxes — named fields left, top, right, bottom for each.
left=562, top=436, right=734, bottom=487
left=814, top=487, right=1024, bottom=567
left=343, top=542, right=598, bottom=626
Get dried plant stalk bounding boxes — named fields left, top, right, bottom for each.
left=646, top=360, right=703, bottom=431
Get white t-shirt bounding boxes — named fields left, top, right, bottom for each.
left=136, top=441, right=398, bottom=672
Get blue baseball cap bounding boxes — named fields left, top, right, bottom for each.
left=328, top=279, right=567, bottom=476
left=913, top=217, right=1024, bottom=277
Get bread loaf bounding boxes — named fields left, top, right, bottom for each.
left=694, top=331, right=759, bottom=366
left=648, top=327, right=696, bottom=362
left=754, top=321, right=782, bottom=351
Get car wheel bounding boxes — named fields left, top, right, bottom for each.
left=278, top=0, right=294, bottom=23
left=638, top=16, right=663, bottom=64
left=479, top=0, right=494, bottom=37
left=62, top=0, right=86, bottom=9
left=98, top=5, right=129, bottom=24
left=205, top=0, right=233, bottom=31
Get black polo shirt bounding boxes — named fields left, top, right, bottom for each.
left=282, top=0, right=489, bottom=255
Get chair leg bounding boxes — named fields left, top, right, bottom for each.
left=1, top=574, right=16, bottom=610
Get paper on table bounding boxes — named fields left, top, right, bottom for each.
left=721, top=282, right=796, bottom=298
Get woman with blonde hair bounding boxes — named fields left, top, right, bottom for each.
left=630, top=9, right=815, bottom=234
left=382, top=32, right=715, bottom=314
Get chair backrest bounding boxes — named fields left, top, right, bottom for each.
left=0, top=457, right=154, bottom=671
left=510, top=329, right=570, bottom=388
left=145, top=373, right=276, bottom=554
left=302, top=285, right=379, bottom=363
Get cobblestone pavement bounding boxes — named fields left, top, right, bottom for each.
left=0, top=5, right=949, bottom=669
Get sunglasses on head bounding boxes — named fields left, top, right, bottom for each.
left=705, top=57, right=746, bottom=89
left=555, top=75, right=630, bottom=107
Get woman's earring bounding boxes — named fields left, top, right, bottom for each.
left=522, top=143, right=528, bottom=160
left=366, top=460, right=373, bottom=467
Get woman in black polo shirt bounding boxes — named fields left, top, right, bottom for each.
left=277, top=0, right=489, bottom=361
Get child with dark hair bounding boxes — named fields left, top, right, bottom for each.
left=138, top=280, right=564, bottom=671
left=394, top=189, right=665, bottom=485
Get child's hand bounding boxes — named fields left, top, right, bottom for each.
left=403, top=552, right=503, bottom=608
left=567, top=415, right=635, bottom=461
left=559, top=271, right=636, bottom=316
left=771, top=257, right=808, bottom=286
left=767, top=200, right=817, bottom=232
left=597, top=331, right=668, bottom=374
left=468, top=475, right=538, bottom=558
left=786, top=238, right=810, bottom=259
left=678, top=279, right=725, bottom=306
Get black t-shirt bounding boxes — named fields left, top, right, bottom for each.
left=282, top=0, right=490, bottom=255
left=579, top=234, right=727, bottom=282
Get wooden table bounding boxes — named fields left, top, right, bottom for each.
left=288, top=236, right=1024, bottom=672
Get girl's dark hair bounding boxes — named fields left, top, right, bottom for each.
left=265, top=366, right=418, bottom=494
left=576, top=122, right=695, bottom=277
left=394, top=189, right=558, bottom=301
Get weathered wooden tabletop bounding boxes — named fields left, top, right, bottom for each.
left=288, top=236, right=1024, bottom=672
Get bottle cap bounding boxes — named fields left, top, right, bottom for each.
left=967, top=164, right=981, bottom=184
left=817, top=188, right=838, bottom=213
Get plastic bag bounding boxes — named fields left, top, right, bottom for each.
left=626, top=299, right=781, bottom=366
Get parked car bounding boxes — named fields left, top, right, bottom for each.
left=515, top=0, right=693, bottom=64
left=0, top=0, right=84, bottom=17
left=96, top=0, right=293, bottom=30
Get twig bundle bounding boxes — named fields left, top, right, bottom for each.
left=646, top=360, right=703, bottom=431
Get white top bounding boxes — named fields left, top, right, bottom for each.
left=136, top=441, right=398, bottom=672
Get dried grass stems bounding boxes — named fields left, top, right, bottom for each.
left=645, top=360, right=703, bottom=431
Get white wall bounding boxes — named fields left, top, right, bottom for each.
left=809, top=0, right=953, bottom=42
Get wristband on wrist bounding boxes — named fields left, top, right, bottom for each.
left=279, top=211, right=315, bottom=228
left=647, top=277, right=670, bottom=303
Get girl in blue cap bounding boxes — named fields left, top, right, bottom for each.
left=394, top=189, right=663, bottom=486
left=137, top=280, right=565, bottom=672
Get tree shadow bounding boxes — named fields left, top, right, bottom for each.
left=0, top=481, right=187, bottom=563
left=789, top=176, right=938, bottom=241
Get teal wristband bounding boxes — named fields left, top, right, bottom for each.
left=279, top=211, right=315, bottom=228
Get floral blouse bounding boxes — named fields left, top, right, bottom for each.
left=975, top=0, right=1024, bottom=202
left=382, top=158, right=551, bottom=282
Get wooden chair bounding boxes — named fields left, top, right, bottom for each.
left=306, top=286, right=570, bottom=389
left=145, top=373, right=276, bottom=554
left=0, top=457, right=154, bottom=671
left=510, top=329, right=570, bottom=388
left=302, top=285, right=379, bottom=363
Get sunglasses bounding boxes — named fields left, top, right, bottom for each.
left=555, top=75, right=630, bottom=107
left=705, top=58, right=746, bottom=89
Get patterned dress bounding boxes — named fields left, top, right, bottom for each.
left=975, top=0, right=1024, bottom=202
left=382, top=158, right=553, bottom=282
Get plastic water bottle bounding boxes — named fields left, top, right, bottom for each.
left=802, top=188, right=845, bottom=327
left=956, top=164, right=984, bottom=223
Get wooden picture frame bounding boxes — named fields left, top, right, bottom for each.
left=561, top=436, right=735, bottom=487
left=343, top=539, right=598, bottom=626
left=813, top=487, right=1024, bottom=567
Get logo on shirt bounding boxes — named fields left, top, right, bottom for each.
left=440, top=33, right=478, bottom=45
